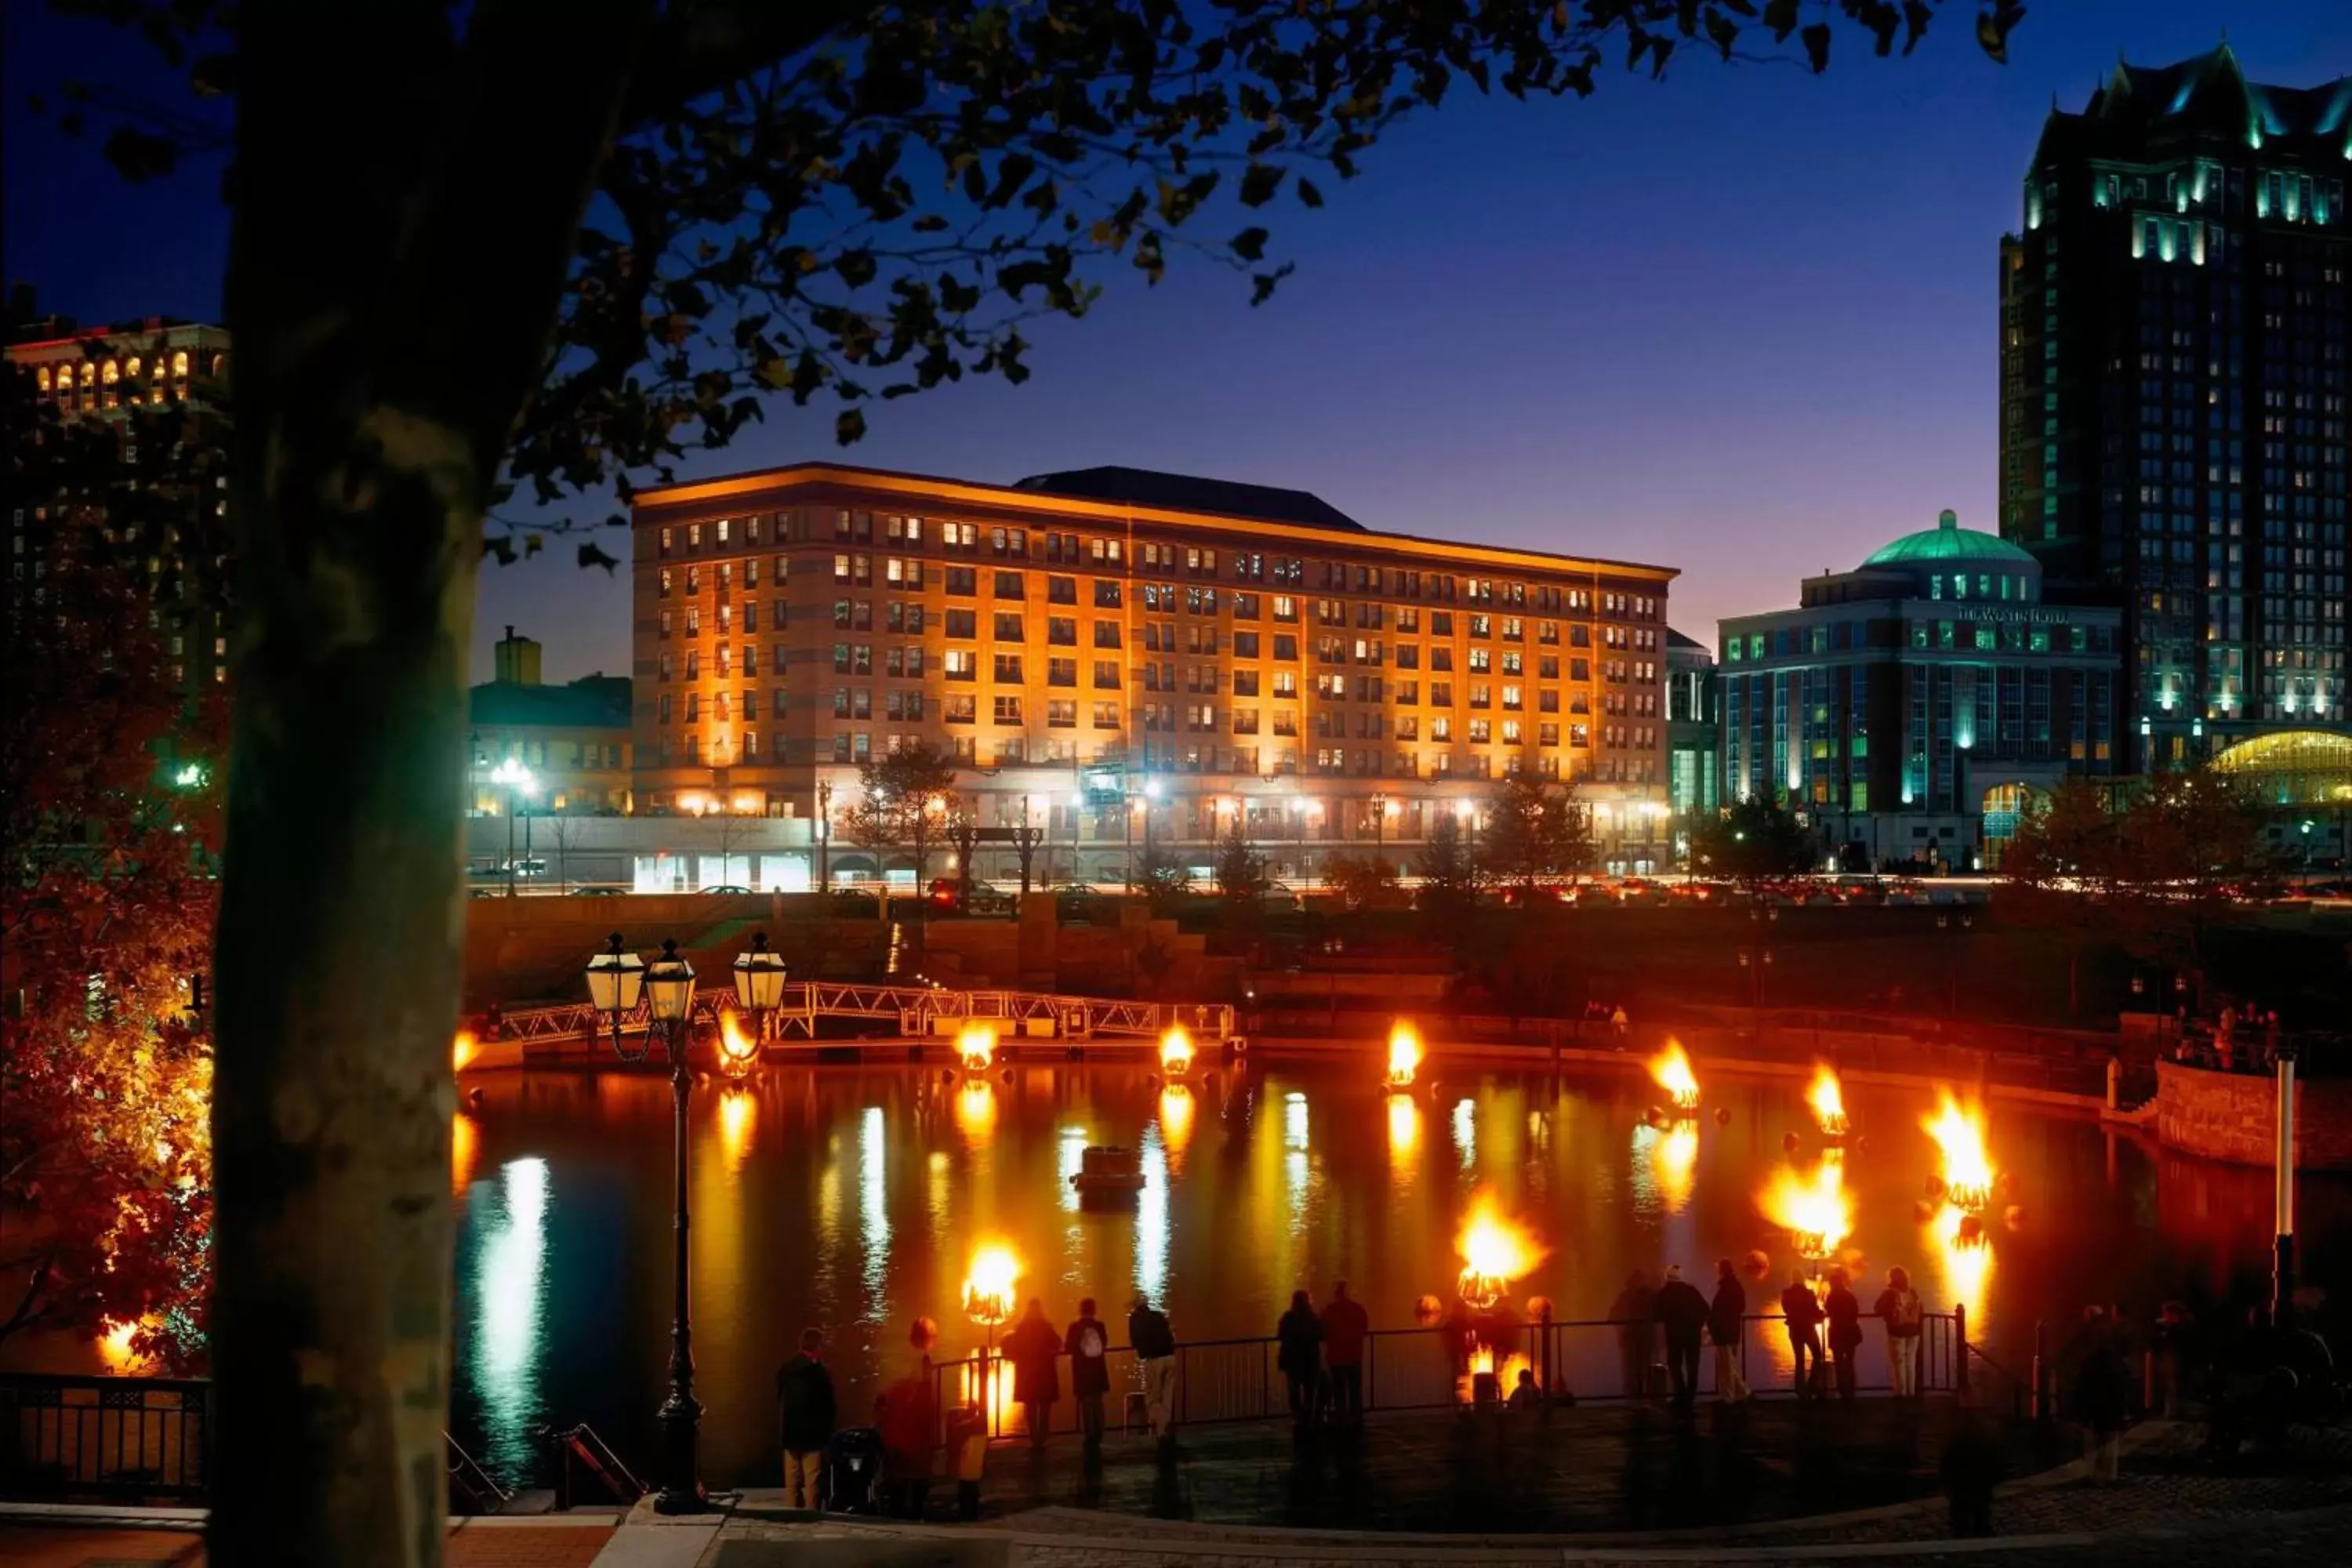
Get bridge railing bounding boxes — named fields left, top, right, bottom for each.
left=490, top=985, right=1236, bottom=1049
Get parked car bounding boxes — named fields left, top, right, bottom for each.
left=702, top=884, right=753, bottom=895
left=570, top=884, right=626, bottom=896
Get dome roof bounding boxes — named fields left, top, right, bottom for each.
left=1862, top=510, right=2038, bottom=568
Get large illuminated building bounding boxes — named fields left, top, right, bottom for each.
left=1718, top=510, right=2124, bottom=870
left=1997, top=45, right=2348, bottom=770
left=628, top=463, right=1676, bottom=880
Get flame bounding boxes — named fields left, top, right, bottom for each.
left=1456, top=1190, right=1544, bottom=1309
left=1933, top=1203, right=1994, bottom=1316
left=1158, top=1025, right=1195, bottom=1076
left=956, top=1022, right=997, bottom=1073
left=1649, top=1040, right=1700, bottom=1111
left=1386, top=1021, right=1423, bottom=1087
left=1807, top=1064, right=1849, bottom=1137
left=452, top=1111, right=478, bottom=1197
left=716, top=1010, right=760, bottom=1075
left=1462, top=1342, right=1532, bottom=1401
left=1158, top=1084, right=1194, bottom=1163
left=1922, top=1091, right=1994, bottom=1211
left=962, top=1242, right=1020, bottom=1327
left=452, top=1029, right=478, bottom=1074
left=1758, top=1150, right=1853, bottom=1261
left=718, top=1087, right=757, bottom=1168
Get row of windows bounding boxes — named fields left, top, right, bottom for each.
left=652, top=508, right=1668, bottom=617
left=27, top=348, right=218, bottom=397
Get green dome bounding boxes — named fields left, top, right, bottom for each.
left=1863, top=510, right=2038, bottom=568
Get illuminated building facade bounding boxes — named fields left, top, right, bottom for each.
left=629, top=463, right=1675, bottom=880
left=466, top=628, right=634, bottom=817
left=6, top=318, right=233, bottom=697
left=1665, top=629, right=1719, bottom=859
left=1998, top=46, right=2349, bottom=770
left=1719, top=510, right=2124, bottom=871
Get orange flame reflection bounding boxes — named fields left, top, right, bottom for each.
left=1456, top=1189, right=1544, bottom=1308
left=1758, top=1150, right=1853, bottom=1261
left=1158, top=1025, right=1195, bottom=1076
left=718, top=1087, right=757, bottom=1167
left=1649, top=1040, right=1700, bottom=1111
left=451, top=1111, right=478, bottom=1197
left=1807, top=1064, right=1849, bottom=1138
left=1158, top=1084, right=1194, bottom=1163
left=1386, top=1021, right=1423, bottom=1087
left=1923, top=1091, right=1994, bottom=1211
left=1933, top=1202, right=1994, bottom=1315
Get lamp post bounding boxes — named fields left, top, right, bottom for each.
left=816, top=779, right=833, bottom=894
left=732, top=930, right=789, bottom=1040
left=586, top=934, right=706, bottom=1512
left=1370, top=791, right=1390, bottom=871
left=2274, top=1042, right=2298, bottom=1327
left=492, top=757, right=535, bottom=898
left=1936, top=909, right=1974, bottom=1017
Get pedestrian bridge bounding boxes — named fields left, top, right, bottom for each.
left=488, top=983, right=1236, bottom=1052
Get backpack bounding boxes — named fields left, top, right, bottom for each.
left=1078, top=1323, right=1105, bottom=1359
left=1891, top=1291, right=1922, bottom=1331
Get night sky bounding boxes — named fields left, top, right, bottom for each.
left=7, top=4, right=2345, bottom=684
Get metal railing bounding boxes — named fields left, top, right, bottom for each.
left=1, top=1372, right=210, bottom=1501
left=446, top=1432, right=510, bottom=1515
left=543, top=1421, right=644, bottom=1510
left=927, top=1308, right=1969, bottom=1445
left=492, top=985, right=1236, bottom=1050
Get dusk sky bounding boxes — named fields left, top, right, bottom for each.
left=7, top=3, right=2346, bottom=684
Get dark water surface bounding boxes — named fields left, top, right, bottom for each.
left=447, top=1056, right=2348, bottom=1487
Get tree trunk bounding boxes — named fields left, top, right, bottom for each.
left=211, top=9, right=640, bottom=1564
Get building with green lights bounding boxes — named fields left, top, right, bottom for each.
left=1997, top=45, right=2348, bottom=774
left=1718, top=511, right=2124, bottom=871
left=1666, top=629, right=1719, bottom=863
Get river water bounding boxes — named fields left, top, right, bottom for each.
left=448, top=1056, right=2347, bottom=1488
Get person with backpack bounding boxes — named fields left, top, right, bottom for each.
left=1780, top=1272, right=1825, bottom=1399
left=1276, top=1290, right=1326, bottom=1427
left=1875, top=1265, right=1925, bottom=1399
left=775, top=1326, right=837, bottom=1509
left=1001, top=1298, right=1063, bottom=1450
left=1319, top=1279, right=1371, bottom=1425
left=1063, top=1297, right=1112, bottom=1453
left=1709, top=1258, right=1751, bottom=1403
left=1128, top=1292, right=1178, bottom=1456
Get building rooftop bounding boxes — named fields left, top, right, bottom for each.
left=469, top=673, right=630, bottom=731
left=1861, top=510, right=2038, bottom=569
left=1011, top=465, right=1366, bottom=533
left=2059, top=42, right=2349, bottom=151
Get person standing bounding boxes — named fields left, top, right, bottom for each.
left=2075, top=1324, right=2132, bottom=1483
left=1780, top=1272, right=1825, bottom=1399
left=1709, top=1260, right=1751, bottom=1403
left=1824, top=1268, right=1863, bottom=1402
left=1129, top=1292, right=1179, bottom=1455
left=1063, top=1297, right=1112, bottom=1454
left=1276, top=1290, right=1326, bottom=1426
left=1001, top=1298, right=1062, bottom=1450
left=1610, top=1269, right=1657, bottom=1401
left=1651, top=1265, right=1710, bottom=1412
left=1320, top=1279, right=1370, bottom=1425
left=775, top=1327, right=837, bottom=1509
left=1874, top=1266, right=1925, bottom=1399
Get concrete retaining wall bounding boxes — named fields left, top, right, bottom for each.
left=2153, top=1058, right=2352, bottom=1171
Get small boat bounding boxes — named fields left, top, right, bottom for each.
left=1069, top=1145, right=1146, bottom=1199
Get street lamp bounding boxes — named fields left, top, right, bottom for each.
left=584, top=935, right=706, bottom=1512
left=492, top=757, right=536, bottom=898
left=1369, top=791, right=1391, bottom=869
left=732, top=931, right=789, bottom=1040
left=816, top=779, right=833, bottom=894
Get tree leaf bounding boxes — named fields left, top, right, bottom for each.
left=836, top=408, right=867, bottom=445
left=577, top=542, right=620, bottom=573
left=1296, top=178, right=1323, bottom=209
left=1230, top=226, right=1269, bottom=262
left=1800, top=22, right=1831, bottom=73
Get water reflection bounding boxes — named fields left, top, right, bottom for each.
left=469, top=1156, right=548, bottom=1479
left=445, top=1062, right=2351, bottom=1491
left=717, top=1087, right=757, bottom=1170
left=451, top=1111, right=478, bottom=1198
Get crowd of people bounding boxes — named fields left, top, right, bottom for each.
left=1606, top=1260, right=1928, bottom=1412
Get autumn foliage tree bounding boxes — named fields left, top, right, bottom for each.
left=29, top=2, right=2016, bottom=1560
left=2, top=350, right=227, bottom=1370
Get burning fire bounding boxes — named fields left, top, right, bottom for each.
left=1456, top=1190, right=1544, bottom=1309
left=956, top=1022, right=997, bottom=1073
left=1386, top=1021, right=1424, bottom=1087
left=1922, top=1091, right=1994, bottom=1212
left=1159, top=1025, right=1196, bottom=1076
left=716, top=1010, right=760, bottom=1076
left=962, top=1242, right=1020, bottom=1327
left=1807, top=1064, right=1850, bottom=1138
left=1758, top=1151, right=1853, bottom=1261
left=452, top=1029, right=478, bottom=1073
left=1933, top=1202, right=1995, bottom=1315
left=1649, top=1040, right=1700, bottom=1112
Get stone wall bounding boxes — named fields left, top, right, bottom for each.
left=2153, top=1059, right=2352, bottom=1171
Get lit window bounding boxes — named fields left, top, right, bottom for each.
left=172, top=350, right=190, bottom=378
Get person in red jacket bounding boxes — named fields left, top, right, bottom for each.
left=1319, top=1279, right=1371, bottom=1425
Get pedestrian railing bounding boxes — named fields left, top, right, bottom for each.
left=0, top=1372, right=211, bottom=1501
left=927, top=1308, right=1970, bottom=1446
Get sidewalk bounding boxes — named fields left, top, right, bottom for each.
left=0, top=1514, right=618, bottom=1568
